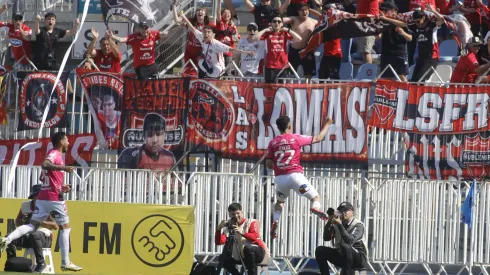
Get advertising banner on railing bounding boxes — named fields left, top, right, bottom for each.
left=0, top=199, right=195, bottom=275
left=186, top=79, right=369, bottom=163
left=17, top=71, right=70, bottom=131
left=77, top=69, right=124, bottom=149
left=370, top=79, right=490, bottom=134
left=117, top=76, right=187, bottom=170
left=0, top=134, right=96, bottom=167
left=405, top=132, right=490, bottom=180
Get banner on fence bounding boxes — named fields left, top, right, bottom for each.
left=0, top=199, right=195, bottom=275
left=405, top=132, right=490, bottom=180
left=370, top=79, right=490, bottom=134
left=77, top=69, right=124, bottom=149
left=0, top=134, right=96, bottom=167
left=186, top=79, right=369, bottom=163
left=17, top=72, right=70, bottom=131
left=117, top=76, right=187, bottom=170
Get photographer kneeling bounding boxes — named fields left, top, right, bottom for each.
left=315, top=202, right=368, bottom=275
left=215, top=203, right=270, bottom=275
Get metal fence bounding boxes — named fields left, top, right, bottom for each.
left=1, top=165, right=488, bottom=274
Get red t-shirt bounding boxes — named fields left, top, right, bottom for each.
left=260, top=31, right=293, bottom=69
left=215, top=20, right=239, bottom=57
left=436, top=0, right=455, bottom=14
left=450, top=52, right=479, bottom=83
left=357, top=0, right=380, bottom=15
left=409, top=0, right=437, bottom=11
left=463, top=0, right=481, bottom=25
left=94, top=49, right=122, bottom=73
left=126, top=30, right=160, bottom=69
left=0, top=22, right=32, bottom=64
left=324, top=39, right=342, bottom=58
left=265, top=133, right=313, bottom=176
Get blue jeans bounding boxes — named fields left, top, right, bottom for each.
left=341, top=38, right=352, bottom=63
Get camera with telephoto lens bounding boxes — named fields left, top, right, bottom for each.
left=327, top=208, right=341, bottom=219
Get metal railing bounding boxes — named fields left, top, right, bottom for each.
left=2, top=165, right=489, bottom=274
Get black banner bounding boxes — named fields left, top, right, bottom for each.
left=117, top=76, right=188, bottom=170
left=101, top=0, right=172, bottom=26
left=17, top=72, right=70, bottom=131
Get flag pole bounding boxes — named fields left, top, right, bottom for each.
left=469, top=179, right=477, bottom=275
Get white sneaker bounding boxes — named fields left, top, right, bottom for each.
left=0, top=237, right=9, bottom=252
left=61, top=262, right=83, bottom=272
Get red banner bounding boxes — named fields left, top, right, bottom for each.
left=186, top=79, right=370, bottom=163
left=405, top=132, right=490, bottom=180
left=370, top=80, right=490, bottom=134
left=0, top=134, right=96, bottom=167
left=76, top=69, right=124, bottom=149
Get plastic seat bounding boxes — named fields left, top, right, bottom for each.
left=339, top=62, right=354, bottom=80
left=439, top=39, right=459, bottom=63
left=355, top=63, right=378, bottom=80
left=24, top=248, right=55, bottom=274
left=427, top=64, right=453, bottom=83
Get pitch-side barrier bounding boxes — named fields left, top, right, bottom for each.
left=1, top=165, right=488, bottom=274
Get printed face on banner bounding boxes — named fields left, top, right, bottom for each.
left=77, top=69, right=124, bottom=149
left=117, top=77, right=186, bottom=171
left=18, top=72, right=69, bottom=130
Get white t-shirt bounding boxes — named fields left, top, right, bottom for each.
left=237, top=38, right=265, bottom=74
left=194, top=30, right=231, bottom=75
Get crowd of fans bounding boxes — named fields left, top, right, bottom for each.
left=168, top=0, right=490, bottom=84
left=2, top=0, right=490, bottom=83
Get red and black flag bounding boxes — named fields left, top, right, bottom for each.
left=17, top=71, right=70, bottom=131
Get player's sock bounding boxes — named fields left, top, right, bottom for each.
left=60, top=228, right=71, bottom=265
left=273, top=211, right=281, bottom=222
left=6, top=224, right=35, bottom=242
left=312, top=201, right=322, bottom=210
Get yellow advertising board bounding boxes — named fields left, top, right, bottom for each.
left=0, top=199, right=195, bottom=275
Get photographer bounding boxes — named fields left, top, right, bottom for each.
left=6, top=184, right=58, bottom=273
left=315, top=202, right=368, bottom=275
left=215, top=203, right=270, bottom=275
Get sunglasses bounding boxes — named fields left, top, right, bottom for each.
left=247, top=28, right=257, bottom=31
left=272, top=20, right=282, bottom=23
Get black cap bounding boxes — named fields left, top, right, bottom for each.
left=13, top=14, right=23, bottom=20
left=143, top=113, right=166, bottom=134
left=139, top=21, right=149, bottom=28
left=28, top=184, right=42, bottom=199
left=44, top=12, right=56, bottom=19
left=468, top=36, right=483, bottom=46
left=247, top=22, right=258, bottom=31
left=337, top=201, right=354, bottom=211
left=412, top=10, right=425, bottom=20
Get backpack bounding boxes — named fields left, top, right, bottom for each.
left=4, top=257, right=33, bottom=272
left=189, top=262, right=216, bottom=275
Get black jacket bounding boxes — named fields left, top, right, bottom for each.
left=324, top=218, right=367, bottom=254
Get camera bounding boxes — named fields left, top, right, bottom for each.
left=326, top=208, right=341, bottom=218
left=226, top=217, right=238, bottom=231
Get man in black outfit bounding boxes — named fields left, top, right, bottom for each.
left=379, top=2, right=412, bottom=82
left=380, top=5, right=445, bottom=82
left=6, top=185, right=58, bottom=273
left=34, top=13, right=80, bottom=70
left=315, top=202, right=368, bottom=275
left=244, top=0, right=280, bottom=31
